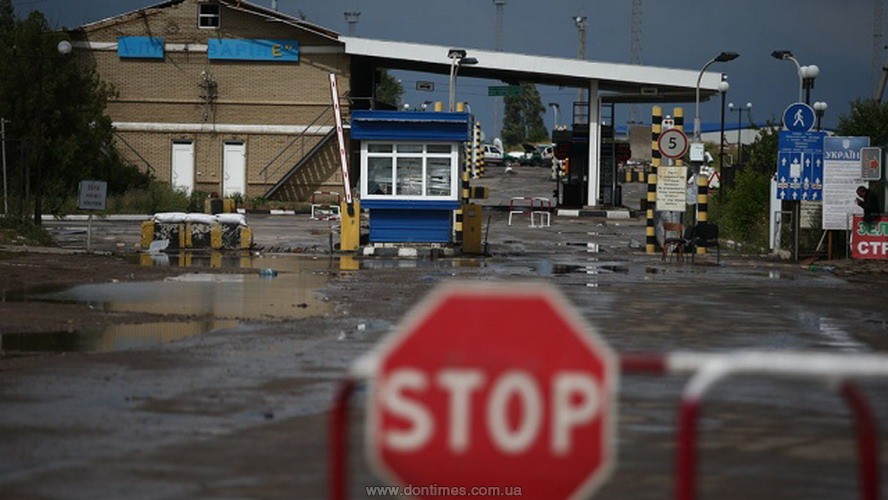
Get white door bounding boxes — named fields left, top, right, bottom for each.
left=223, top=142, right=246, bottom=198
left=171, top=141, right=194, bottom=195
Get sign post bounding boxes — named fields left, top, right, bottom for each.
left=77, top=180, right=107, bottom=252
left=778, top=103, right=820, bottom=261
left=366, top=282, right=617, bottom=499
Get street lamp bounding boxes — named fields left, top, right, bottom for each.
left=813, top=101, right=828, bottom=130
left=772, top=51, right=820, bottom=105
left=548, top=102, right=560, bottom=130
left=448, top=49, right=478, bottom=112
left=694, top=51, right=738, bottom=142
left=718, top=78, right=730, bottom=174
left=800, top=65, right=819, bottom=105
left=18, top=37, right=73, bottom=224
left=728, top=102, right=751, bottom=167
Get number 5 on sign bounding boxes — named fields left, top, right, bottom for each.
left=658, top=128, right=689, bottom=159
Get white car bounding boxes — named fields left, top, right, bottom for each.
left=483, top=144, right=504, bottom=165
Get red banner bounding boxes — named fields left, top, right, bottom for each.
left=851, top=216, right=888, bottom=259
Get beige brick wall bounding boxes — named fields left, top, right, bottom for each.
left=79, top=0, right=351, bottom=202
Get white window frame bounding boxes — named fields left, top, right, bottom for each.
left=361, top=142, right=459, bottom=201
left=198, top=3, right=221, bottom=29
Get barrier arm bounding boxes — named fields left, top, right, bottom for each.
left=329, top=353, right=377, bottom=500
left=653, top=351, right=887, bottom=500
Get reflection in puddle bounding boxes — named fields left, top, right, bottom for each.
left=1, top=320, right=238, bottom=353
left=4, top=254, right=338, bottom=353
left=39, top=258, right=333, bottom=320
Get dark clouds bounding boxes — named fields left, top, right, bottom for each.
left=17, top=0, right=883, bottom=134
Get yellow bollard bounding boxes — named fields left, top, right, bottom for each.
left=339, top=200, right=361, bottom=251
left=140, top=220, right=154, bottom=249
left=461, top=203, right=483, bottom=254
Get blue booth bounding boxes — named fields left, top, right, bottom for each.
left=350, top=110, right=471, bottom=243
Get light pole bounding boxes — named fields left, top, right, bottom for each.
left=813, top=101, right=828, bottom=130
left=448, top=49, right=477, bottom=112
left=728, top=102, right=751, bottom=168
left=548, top=102, right=560, bottom=130
left=718, top=78, right=729, bottom=187
left=771, top=50, right=818, bottom=104
left=694, top=51, right=738, bottom=142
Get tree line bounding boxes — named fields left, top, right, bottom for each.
left=0, top=1, right=148, bottom=225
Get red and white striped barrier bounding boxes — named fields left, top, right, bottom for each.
left=330, top=351, right=888, bottom=500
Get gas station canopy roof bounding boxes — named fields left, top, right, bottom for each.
left=341, top=36, right=723, bottom=104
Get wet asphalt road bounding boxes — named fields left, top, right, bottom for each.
left=3, top=166, right=888, bottom=499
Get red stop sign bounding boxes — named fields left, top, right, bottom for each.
left=366, top=283, right=617, bottom=499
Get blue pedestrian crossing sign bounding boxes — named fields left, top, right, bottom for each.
left=782, top=103, right=816, bottom=132
left=777, top=130, right=826, bottom=200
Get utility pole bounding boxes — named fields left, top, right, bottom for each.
left=1, top=117, right=8, bottom=216
left=874, top=0, right=884, bottom=94
left=574, top=15, right=587, bottom=104
left=493, top=0, right=506, bottom=139
left=629, top=0, right=643, bottom=123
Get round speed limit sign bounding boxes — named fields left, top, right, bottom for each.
left=658, top=128, right=689, bottom=159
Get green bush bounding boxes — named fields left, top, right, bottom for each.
left=710, top=169, right=771, bottom=250
left=105, top=180, right=189, bottom=214
left=0, top=216, right=54, bottom=246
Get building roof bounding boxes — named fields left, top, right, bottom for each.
left=77, top=0, right=339, bottom=41
left=341, top=37, right=722, bottom=104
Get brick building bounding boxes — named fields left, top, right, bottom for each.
left=69, top=0, right=351, bottom=203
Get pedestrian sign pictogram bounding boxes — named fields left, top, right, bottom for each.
left=366, top=282, right=617, bottom=499
left=782, top=103, right=815, bottom=133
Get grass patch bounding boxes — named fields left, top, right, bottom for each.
left=0, top=217, right=55, bottom=246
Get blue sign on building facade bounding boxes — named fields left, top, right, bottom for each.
left=208, top=39, right=300, bottom=62
left=777, top=130, right=826, bottom=200
left=118, top=36, right=165, bottom=59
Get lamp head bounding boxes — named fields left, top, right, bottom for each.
left=718, top=81, right=730, bottom=93
left=447, top=48, right=467, bottom=59
left=771, top=50, right=793, bottom=60
left=57, top=40, right=72, bottom=55
left=715, top=51, right=739, bottom=62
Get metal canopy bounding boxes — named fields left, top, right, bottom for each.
left=341, top=36, right=723, bottom=104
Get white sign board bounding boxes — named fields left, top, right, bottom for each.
left=77, top=180, right=107, bottom=211
left=656, top=166, right=688, bottom=211
left=689, top=142, right=706, bottom=162
left=822, top=137, right=869, bottom=230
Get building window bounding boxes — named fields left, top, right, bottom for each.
left=198, top=3, right=220, bottom=29
left=362, top=142, right=458, bottom=200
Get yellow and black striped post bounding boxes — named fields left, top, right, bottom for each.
left=646, top=106, right=662, bottom=254
left=696, top=174, right=709, bottom=254
left=673, top=107, right=684, bottom=167
left=475, top=122, right=485, bottom=178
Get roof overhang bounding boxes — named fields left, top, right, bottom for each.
left=342, top=36, right=722, bottom=104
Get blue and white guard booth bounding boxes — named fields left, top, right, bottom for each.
left=350, top=110, right=471, bottom=244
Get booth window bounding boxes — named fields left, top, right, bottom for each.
left=363, top=143, right=458, bottom=200
left=198, top=3, right=221, bottom=29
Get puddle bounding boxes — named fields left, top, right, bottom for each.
left=39, top=255, right=334, bottom=320
left=1, top=320, right=239, bottom=353
left=4, top=255, right=337, bottom=353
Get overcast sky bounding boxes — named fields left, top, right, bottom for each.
left=14, top=0, right=886, bottom=140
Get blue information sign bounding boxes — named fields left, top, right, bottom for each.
left=208, top=39, right=299, bottom=62
left=777, top=130, right=826, bottom=200
left=782, top=103, right=816, bottom=132
left=117, top=36, right=164, bottom=59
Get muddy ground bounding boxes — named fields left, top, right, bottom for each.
left=2, top=167, right=888, bottom=499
